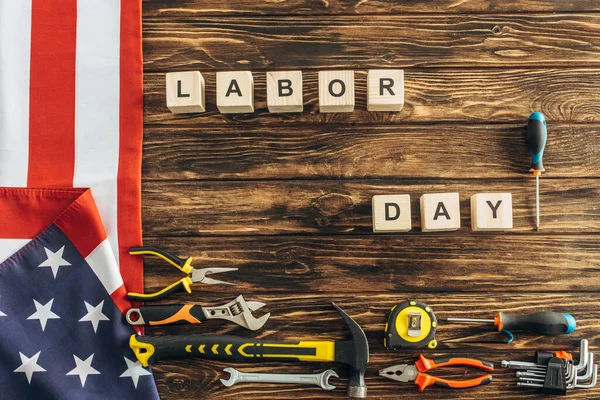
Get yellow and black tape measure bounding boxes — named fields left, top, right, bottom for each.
left=384, top=299, right=437, bottom=350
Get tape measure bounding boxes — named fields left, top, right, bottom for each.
left=384, top=299, right=437, bottom=350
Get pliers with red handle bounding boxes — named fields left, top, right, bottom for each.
left=379, top=354, right=494, bottom=391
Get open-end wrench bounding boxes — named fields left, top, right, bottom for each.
left=220, top=367, right=339, bottom=390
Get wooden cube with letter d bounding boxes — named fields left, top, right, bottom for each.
left=372, top=195, right=412, bottom=232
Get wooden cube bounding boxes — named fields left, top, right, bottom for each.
left=372, top=195, right=412, bottom=232
left=267, top=71, right=303, bottom=113
left=318, top=70, right=354, bottom=113
left=367, top=69, right=404, bottom=112
left=216, top=71, right=254, bottom=113
left=420, top=193, right=460, bottom=232
left=471, top=193, right=513, bottom=231
left=166, top=71, right=205, bottom=114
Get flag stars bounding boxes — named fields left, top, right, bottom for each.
left=79, top=300, right=109, bottom=333
left=120, top=357, right=152, bottom=389
left=38, top=246, right=71, bottom=278
left=27, top=299, right=60, bottom=331
left=14, top=351, right=46, bottom=384
left=66, top=354, right=100, bottom=387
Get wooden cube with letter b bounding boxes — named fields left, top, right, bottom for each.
left=367, top=69, right=404, bottom=112
left=420, top=193, right=461, bottom=232
left=267, top=71, right=303, bottom=113
left=166, top=71, right=205, bottom=114
left=372, top=195, right=412, bottom=232
left=216, top=71, right=254, bottom=113
left=318, top=70, right=355, bottom=113
left=471, top=193, right=513, bottom=231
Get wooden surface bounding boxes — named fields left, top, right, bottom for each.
left=141, top=1, right=600, bottom=398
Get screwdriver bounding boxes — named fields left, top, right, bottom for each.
left=442, top=312, right=576, bottom=343
left=527, top=112, right=547, bottom=231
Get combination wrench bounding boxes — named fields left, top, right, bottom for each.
left=220, top=367, right=338, bottom=390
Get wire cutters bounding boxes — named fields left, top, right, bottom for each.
left=127, top=246, right=237, bottom=302
left=379, top=354, right=494, bottom=392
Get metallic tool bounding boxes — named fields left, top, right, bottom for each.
left=126, top=246, right=237, bottom=301
left=384, top=299, right=437, bottom=350
left=126, top=295, right=270, bottom=331
left=129, top=302, right=369, bottom=398
left=379, top=354, right=494, bottom=391
left=526, top=112, right=547, bottom=231
left=220, top=367, right=338, bottom=390
left=442, top=311, right=576, bottom=343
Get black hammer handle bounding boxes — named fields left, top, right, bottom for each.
left=129, top=334, right=336, bottom=367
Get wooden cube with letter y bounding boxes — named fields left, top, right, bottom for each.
left=267, top=71, right=303, bottom=113
left=318, top=70, right=355, bottom=113
left=166, top=71, right=205, bottom=114
left=471, top=193, right=513, bottom=231
left=372, top=195, right=412, bottom=232
left=420, top=193, right=461, bottom=232
left=367, top=69, right=404, bottom=112
left=216, top=71, right=254, bottom=113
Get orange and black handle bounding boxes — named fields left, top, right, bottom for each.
left=493, top=312, right=576, bottom=335
left=128, top=304, right=207, bottom=326
left=413, top=354, right=494, bottom=392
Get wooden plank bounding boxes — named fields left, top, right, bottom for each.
left=144, top=69, right=600, bottom=125
left=142, top=179, right=600, bottom=236
left=143, top=124, right=600, bottom=180
left=144, top=294, right=599, bottom=399
left=142, top=15, right=600, bottom=71
left=138, top=235, right=600, bottom=293
left=143, top=0, right=600, bottom=17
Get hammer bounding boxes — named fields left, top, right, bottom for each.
left=129, top=302, right=369, bottom=398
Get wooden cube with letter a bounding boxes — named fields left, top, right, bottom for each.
left=372, top=195, right=412, bottom=232
left=367, top=69, right=404, bottom=112
left=420, top=193, right=461, bottom=232
left=318, top=70, right=355, bottom=113
left=267, top=71, right=303, bottom=113
left=471, top=193, right=513, bottom=231
left=216, top=71, right=254, bottom=113
left=166, top=71, right=205, bottom=114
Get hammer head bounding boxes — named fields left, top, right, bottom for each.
left=332, top=302, right=369, bottom=398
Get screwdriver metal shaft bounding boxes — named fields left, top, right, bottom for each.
left=535, top=174, right=540, bottom=231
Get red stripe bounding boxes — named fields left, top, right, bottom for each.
left=27, top=0, right=77, bottom=187
left=55, top=189, right=108, bottom=259
left=118, top=0, right=144, bottom=296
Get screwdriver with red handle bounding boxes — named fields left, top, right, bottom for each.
left=442, top=311, right=576, bottom=344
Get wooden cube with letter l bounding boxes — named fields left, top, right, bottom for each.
left=367, top=69, right=404, bottom=112
left=318, top=70, right=355, bottom=113
left=420, top=193, right=461, bottom=232
left=216, top=71, right=254, bottom=113
left=471, top=193, right=513, bottom=231
left=372, top=195, right=412, bottom=232
left=267, top=71, right=303, bottom=113
left=166, top=71, right=205, bottom=114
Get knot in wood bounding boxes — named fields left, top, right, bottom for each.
left=311, top=193, right=355, bottom=217
left=284, top=260, right=311, bottom=275
left=492, top=25, right=502, bottom=35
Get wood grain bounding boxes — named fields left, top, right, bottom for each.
left=142, top=179, right=600, bottom=236
left=143, top=0, right=600, bottom=16
left=144, top=69, right=600, bottom=125
left=138, top=235, right=600, bottom=294
left=143, top=123, right=600, bottom=180
left=146, top=294, right=599, bottom=399
left=142, top=15, right=600, bottom=71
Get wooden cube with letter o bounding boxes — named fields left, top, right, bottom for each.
left=372, top=195, right=412, bottom=232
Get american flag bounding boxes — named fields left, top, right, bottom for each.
left=0, top=0, right=144, bottom=295
left=0, top=188, right=159, bottom=399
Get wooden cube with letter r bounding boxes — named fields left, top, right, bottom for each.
left=367, top=69, right=404, bottom=112
left=267, top=71, right=303, bottom=113
left=471, top=193, right=513, bottom=231
left=372, top=195, right=412, bottom=232
left=420, top=193, right=461, bottom=232
left=216, top=71, right=254, bottom=113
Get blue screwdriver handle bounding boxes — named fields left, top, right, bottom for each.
left=527, top=112, right=547, bottom=175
